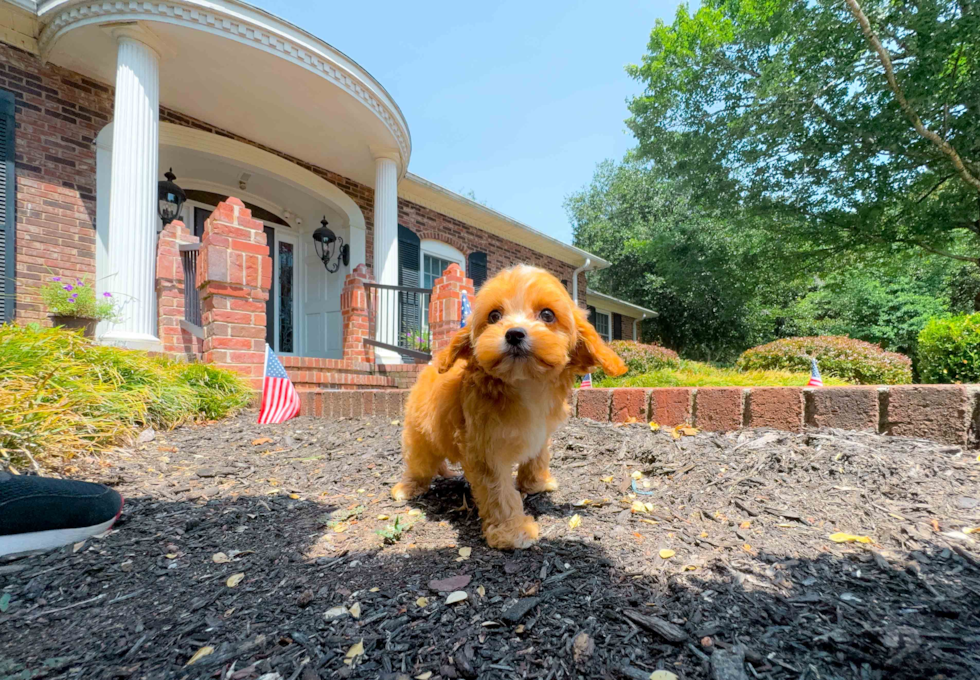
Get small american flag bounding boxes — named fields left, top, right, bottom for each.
left=257, top=344, right=301, bottom=424
left=807, top=358, right=824, bottom=387
left=460, top=289, right=472, bottom=328
left=580, top=373, right=592, bottom=388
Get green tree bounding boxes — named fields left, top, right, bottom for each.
left=566, top=158, right=801, bottom=362
left=781, top=256, right=952, bottom=357
left=626, top=0, right=980, bottom=283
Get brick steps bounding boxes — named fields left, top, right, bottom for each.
left=297, top=385, right=980, bottom=448
left=288, top=369, right=397, bottom=389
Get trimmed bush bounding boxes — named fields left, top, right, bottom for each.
left=0, top=324, right=252, bottom=470
left=917, top=314, right=980, bottom=384
left=593, top=340, right=681, bottom=381
left=595, top=359, right=850, bottom=388
left=735, top=336, right=912, bottom=385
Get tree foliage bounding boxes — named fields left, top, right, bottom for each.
left=626, top=0, right=980, bottom=267
left=566, top=159, right=797, bottom=362
left=567, top=159, right=957, bottom=363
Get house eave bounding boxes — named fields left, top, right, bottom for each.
left=586, top=289, right=657, bottom=318
left=400, top=172, right=609, bottom=270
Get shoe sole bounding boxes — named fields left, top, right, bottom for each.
left=0, top=501, right=123, bottom=557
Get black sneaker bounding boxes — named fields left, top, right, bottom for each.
left=0, top=473, right=124, bottom=557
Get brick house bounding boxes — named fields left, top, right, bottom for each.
left=0, top=0, right=652, bottom=389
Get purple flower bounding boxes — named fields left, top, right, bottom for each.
left=76, top=279, right=83, bottom=286
left=63, top=284, right=74, bottom=292
left=103, top=292, right=112, bottom=298
left=52, top=277, right=61, bottom=282
left=67, top=297, right=76, bottom=304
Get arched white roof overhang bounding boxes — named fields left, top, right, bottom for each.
left=38, top=0, right=411, bottom=186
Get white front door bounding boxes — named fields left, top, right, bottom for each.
left=302, top=237, right=342, bottom=359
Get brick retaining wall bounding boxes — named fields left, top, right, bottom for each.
left=298, top=385, right=980, bottom=447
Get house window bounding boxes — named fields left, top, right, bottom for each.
left=420, top=239, right=465, bottom=288
left=423, top=254, right=454, bottom=289
left=593, top=310, right=610, bottom=340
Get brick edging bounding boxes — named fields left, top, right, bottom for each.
left=297, top=385, right=980, bottom=448
left=572, top=385, right=977, bottom=448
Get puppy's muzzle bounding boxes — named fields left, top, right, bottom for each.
left=504, top=327, right=530, bottom=358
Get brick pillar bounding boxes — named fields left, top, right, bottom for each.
left=196, top=198, right=271, bottom=389
left=155, top=219, right=201, bottom=359
left=429, top=264, right=474, bottom=354
left=341, top=263, right=375, bottom=363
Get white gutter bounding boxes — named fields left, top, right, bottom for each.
left=571, top=258, right=591, bottom=304
left=633, top=313, right=647, bottom=342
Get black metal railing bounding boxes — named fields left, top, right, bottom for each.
left=364, top=282, right=432, bottom=362
left=179, top=243, right=202, bottom=336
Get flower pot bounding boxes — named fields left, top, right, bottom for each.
left=50, top=315, right=97, bottom=339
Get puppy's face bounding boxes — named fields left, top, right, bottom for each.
left=438, top=265, right=627, bottom=383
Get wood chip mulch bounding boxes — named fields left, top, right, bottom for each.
left=2, top=414, right=979, bottom=680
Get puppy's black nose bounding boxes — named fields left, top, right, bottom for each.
left=505, top=327, right=527, bottom=346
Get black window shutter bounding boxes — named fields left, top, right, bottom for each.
left=398, top=226, right=422, bottom=340
left=586, top=305, right=596, bottom=322
left=467, top=251, right=487, bottom=290
left=0, top=90, right=15, bottom=324
left=613, top=313, right=623, bottom=340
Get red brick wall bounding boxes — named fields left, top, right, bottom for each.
left=0, top=43, right=112, bottom=323
left=621, top=314, right=637, bottom=340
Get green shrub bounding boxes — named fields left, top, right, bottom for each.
left=593, top=340, right=681, bottom=381
left=0, top=324, right=252, bottom=470
left=917, top=314, right=980, bottom=384
left=735, top=336, right=912, bottom=385
left=176, top=363, right=254, bottom=420
left=595, top=359, right=851, bottom=388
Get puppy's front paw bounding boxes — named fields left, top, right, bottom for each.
left=517, top=474, right=559, bottom=495
left=484, top=516, right=539, bottom=550
left=391, top=480, right=427, bottom=501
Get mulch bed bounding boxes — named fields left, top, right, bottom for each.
left=2, top=414, right=980, bottom=680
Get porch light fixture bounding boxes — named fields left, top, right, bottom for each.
left=312, top=216, right=349, bottom=273
left=157, top=168, right=186, bottom=226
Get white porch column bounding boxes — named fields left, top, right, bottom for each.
left=371, top=148, right=401, bottom=363
left=101, top=27, right=162, bottom=351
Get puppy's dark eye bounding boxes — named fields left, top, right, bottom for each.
left=539, top=308, right=556, bottom=323
left=488, top=310, right=502, bottom=324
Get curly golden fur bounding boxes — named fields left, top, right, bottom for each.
left=392, top=265, right=627, bottom=549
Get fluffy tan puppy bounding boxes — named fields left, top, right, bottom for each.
left=391, top=265, right=626, bottom=549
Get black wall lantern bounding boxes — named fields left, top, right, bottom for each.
left=312, top=216, right=349, bottom=273
left=157, top=168, right=186, bottom=226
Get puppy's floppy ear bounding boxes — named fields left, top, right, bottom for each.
left=436, top=326, right=473, bottom=373
left=568, top=308, right=627, bottom=376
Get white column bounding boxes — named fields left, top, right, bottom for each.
left=100, top=28, right=162, bottom=351
left=371, top=149, right=401, bottom=363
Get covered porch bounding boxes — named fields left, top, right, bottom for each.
left=156, top=194, right=472, bottom=390
left=38, top=0, right=412, bottom=357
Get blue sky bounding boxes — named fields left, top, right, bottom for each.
left=253, top=0, right=681, bottom=244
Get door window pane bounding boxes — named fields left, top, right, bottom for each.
left=278, top=241, right=294, bottom=353
left=264, top=227, right=275, bottom=349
